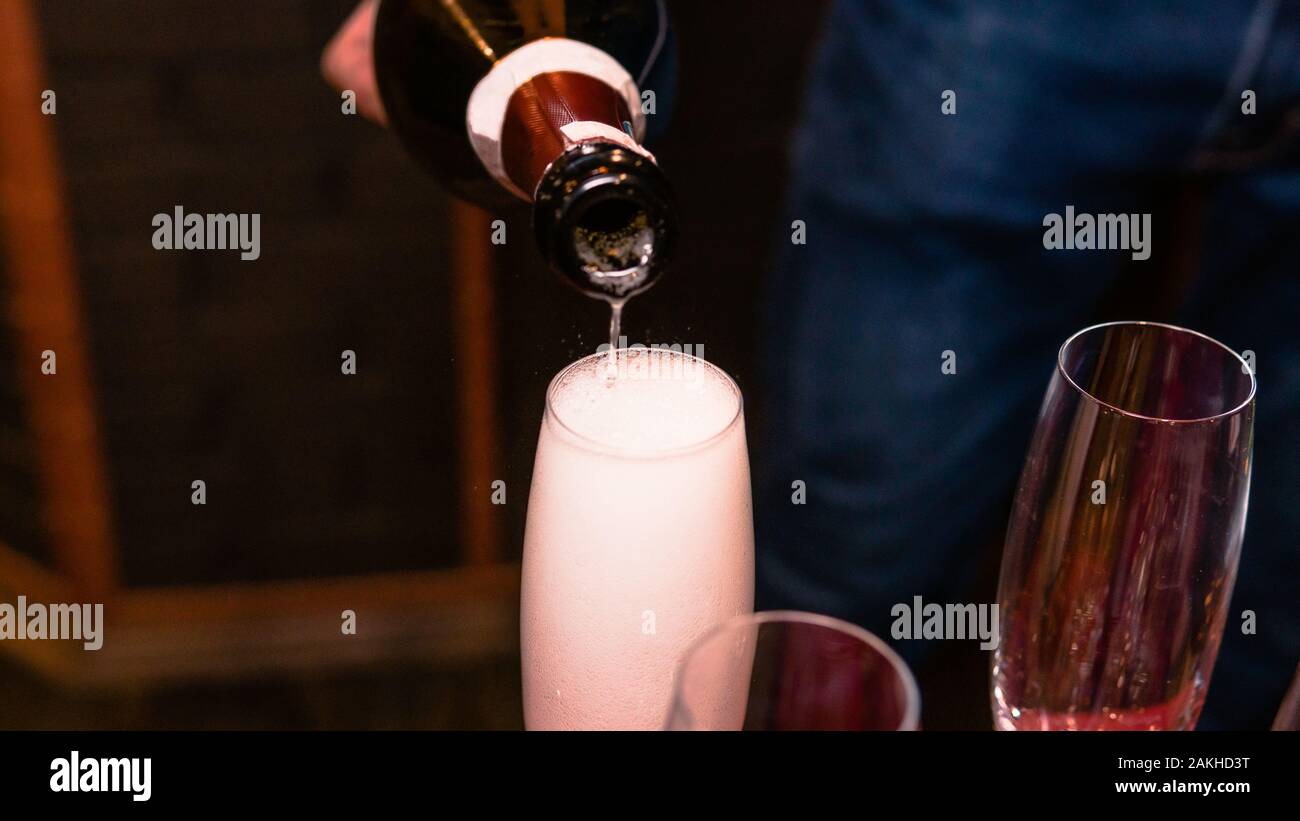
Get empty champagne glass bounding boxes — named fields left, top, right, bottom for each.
left=521, top=347, right=755, bottom=729
left=992, top=321, right=1255, bottom=730
left=666, top=611, right=920, bottom=730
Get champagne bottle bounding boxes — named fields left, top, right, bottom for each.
left=373, top=0, right=677, bottom=300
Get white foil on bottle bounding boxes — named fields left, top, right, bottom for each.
left=465, top=37, right=650, bottom=200
left=558, top=122, right=655, bottom=160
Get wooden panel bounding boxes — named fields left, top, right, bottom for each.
left=451, top=201, right=502, bottom=565
left=0, top=0, right=117, bottom=599
left=87, top=563, right=520, bottom=689
left=34, top=0, right=465, bottom=586
left=0, top=535, right=519, bottom=690
left=0, top=540, right=81, bottom=680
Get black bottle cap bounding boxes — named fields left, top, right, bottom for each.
left=533, top=141, right=678, bottom=301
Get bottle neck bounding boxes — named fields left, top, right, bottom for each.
left=499, top=70, right=637, bottom=197
left=465, top=37, right=651, bottom=200
left=464, top=38, right=676, bottom=299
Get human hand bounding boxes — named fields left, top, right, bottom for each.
left=320, top=0, right=387, bottom=124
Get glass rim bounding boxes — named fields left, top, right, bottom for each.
left=544, top=348, right=745, bottom=459
left=1057, top=320, right=1256, bottom=425
left=674, top=609, right=922, bottom=731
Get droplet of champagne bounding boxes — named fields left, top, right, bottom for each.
left=605, top=298, right=625, bottom=382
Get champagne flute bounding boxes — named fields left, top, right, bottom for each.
left=992, top=321, right=1255, bottom=730
left=1272, top=663, right=1300, bottom=731
left=521, top=347, right=755, bottom=729
left=666, top=611, right=920, bottom=730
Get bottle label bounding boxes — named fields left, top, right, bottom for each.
left=466, top=37, right=651, bottom=200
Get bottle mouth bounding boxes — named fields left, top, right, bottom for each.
left=570, top=192, right=655, bottom=295
left=534, top=142, right=677, bottom=300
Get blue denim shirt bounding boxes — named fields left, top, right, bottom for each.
left=757, top=0, right=1300, bottom=729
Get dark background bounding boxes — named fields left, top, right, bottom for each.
left=12, top=0, right=823, bottom=584
left=2, top=0, right=920, bottom=730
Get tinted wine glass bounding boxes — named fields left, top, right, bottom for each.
left=992, top=322, right=1255, bottom=730
left=666, top=611, right=920, bottom=730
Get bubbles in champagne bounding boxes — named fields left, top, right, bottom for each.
left=524, top=347, right=753, bottom=729
left=549, top=348, right=740, bottom=454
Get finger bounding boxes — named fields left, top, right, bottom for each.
left=321, top=0, right=387, bottom=124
